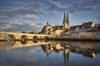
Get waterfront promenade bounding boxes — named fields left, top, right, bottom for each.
left=49, top=32, right=100, bottom=41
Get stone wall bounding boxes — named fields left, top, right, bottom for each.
left=79, top=32, right=100, bottom=38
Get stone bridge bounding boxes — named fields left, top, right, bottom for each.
left=0, top=32, right=50, bottom=41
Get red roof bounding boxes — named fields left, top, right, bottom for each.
left=97, top=24, right=100, bottom=30
left=77, top=25, right=82, bottom=29
left=97, top=24, right=100, bottom=27
left=70, top=25, right=82, bottom=30
left=82, top=22, right=94, bottom=28
left=70, top=26, right=77, bottom=30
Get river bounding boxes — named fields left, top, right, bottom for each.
left=0, top=40, right=100, bottom=66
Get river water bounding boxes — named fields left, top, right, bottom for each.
left=0, top=40, right=100, bottom=66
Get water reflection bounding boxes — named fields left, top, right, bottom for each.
left=41, top=41, right=100, bottom=64
left=0, top=40, right=50, bottom=48
left=0, top=40, right=100, bottom=66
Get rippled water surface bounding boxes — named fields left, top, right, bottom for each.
left=0, top=41, right=100, bottom=66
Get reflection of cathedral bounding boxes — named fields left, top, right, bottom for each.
left=41, top=41, right=100, bottom=64
left=41, top=43, right=70, bottom=64
left=41, top=12, right=70, bottom=36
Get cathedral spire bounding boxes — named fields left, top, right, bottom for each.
left=64, top=11, right=66, bottom=20
left=63, top=48, right=70, bottom=65
left=63, top=11, right=70, bottom=29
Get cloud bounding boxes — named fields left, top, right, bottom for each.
left=0, top=0, right=46, bottom=20
left=0, top=0, right=100, bottom=32
left=48, top=1, right=68, bottom=11
left=68, top=0, right=100, bottom=13
left=0, top=20, right=42, bottom=32
left=18, top=14, right=38, bottom=20
left=0, top=0, right=46, bottom=32
left=0, top=46, right=45, bottom=66
left=94, top=16, right=100, bottom=23
left=0, top=0, right=100, bottom=16
left=94, top=17, right=100, bottom=20
left=37, top=23, right=42, bottom=25
left=0, top=0, right=99, bottom=18
left=0, top=14, right=12, bottom=20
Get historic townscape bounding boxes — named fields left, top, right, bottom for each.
left=40, top=12, right=100, bottom=39
left=0, top=12, right=100, bottom=41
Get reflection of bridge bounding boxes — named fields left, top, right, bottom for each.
left=0, top=32, right=50, bottom=41
left=0, top=40, right=50, bottom=49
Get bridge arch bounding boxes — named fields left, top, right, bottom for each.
left=5, top=34, right=16, bottom=46
left=43, top=36, right=49, bottom=42
left=43, top=36, right=49, bottom=40
left=20, top=35, right=28, bottom=45
left=33, top=36, right=39, bottom=40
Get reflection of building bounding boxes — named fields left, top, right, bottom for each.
left=41, top=42, right=70, bottom=64
left=70, top=47, right=97, bottom=58
left=41, top=44, right=53, bottom=56
left=41, top=41, right=100, bottom=64
left=63, top=48, right=70, bottom=64
left=67, top=41, right=99, bottom=58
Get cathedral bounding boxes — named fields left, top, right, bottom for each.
left=41, top=12, right=70, bottom=36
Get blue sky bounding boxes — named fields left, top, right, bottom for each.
left=0, top=0, right=100, bottom=32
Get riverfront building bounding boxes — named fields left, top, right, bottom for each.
left=41, top=12, right=100, bottom=36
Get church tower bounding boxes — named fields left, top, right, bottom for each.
left=63, top=12, right=70, bottom=29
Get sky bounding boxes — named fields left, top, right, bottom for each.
left=0, top=0, right=100, bottom=32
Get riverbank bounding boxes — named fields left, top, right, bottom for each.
left=46, top=37, right=100, bottom=41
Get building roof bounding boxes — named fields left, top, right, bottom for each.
left=70, top=25, right=82, bottom=30
left=77, top=25, right=82, bottom=29
left=82, top=22, right=94, bottom=28
left=97, top=24, right=100, bottom=30
left=53, top=26, right=63, bottom=30
left=41, top=22, right=52, bottom=33
left=97, top=24, right=100, bottom=27
left=41, top=26, right=45, bottom=33
left=70, top=26, right=77, bottom=30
